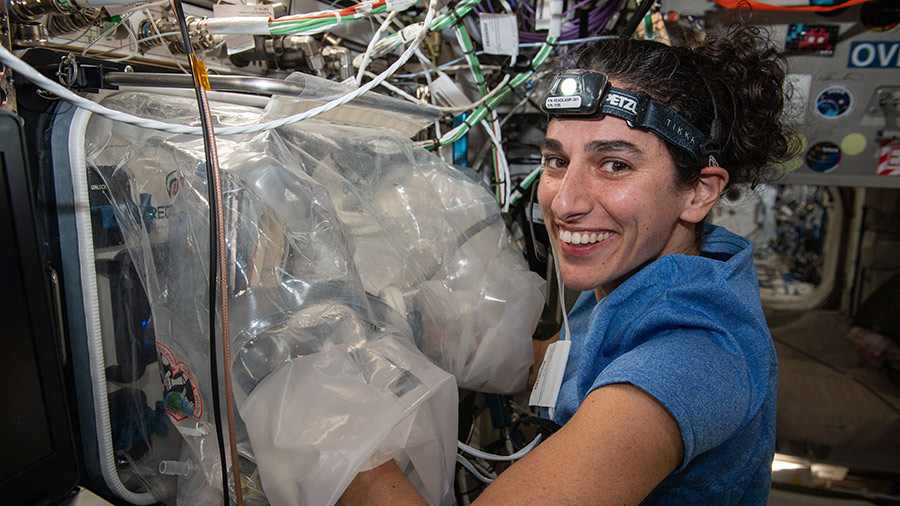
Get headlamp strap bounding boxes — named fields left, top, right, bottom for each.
left=601, top=87, right=707, bottom=163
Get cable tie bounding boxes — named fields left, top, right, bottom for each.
left=448, top=4, right=466, bottom=27
left=334, top=11, right=342, bottom=23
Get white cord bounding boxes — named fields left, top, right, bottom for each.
left=144, top=8, right=190, bottom=74
left=105, top=20, right=140, bottom=63
left=548, top=238, right=571, bottom=421
left=457, top=434, right=542, bottom=462
left=414, top=49, right=444, bottom=161
left=354, top=10, right=398, bottom=87
left=0, top=0, right=438, bottom=136
left=456, top=455, right=495, bottom=484
left=70, top=107, right=157, bottom=505
left=369, top=70, right=509, bottom=115
left=479, top=118, right=511, bottom=211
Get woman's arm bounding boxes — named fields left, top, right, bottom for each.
left=341, top=381, right=683, bottom=506
left=472, top=383, right=683, bottom=505
left=341, top=460, right=427, bottom=506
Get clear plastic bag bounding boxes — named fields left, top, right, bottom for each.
left=279, top=125, right=546, bottom=393
left=85, top=89, right=542, bottom=505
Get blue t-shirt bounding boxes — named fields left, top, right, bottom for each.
left=544, top=225, right=777, bottom=504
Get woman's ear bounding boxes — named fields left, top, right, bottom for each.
left=680, top=166, right=729, bottom=224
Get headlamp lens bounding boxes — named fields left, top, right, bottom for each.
left=559, top=77, right=580, bottom=96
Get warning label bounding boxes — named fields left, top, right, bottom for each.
left=877, top=140, right=900, bottom=176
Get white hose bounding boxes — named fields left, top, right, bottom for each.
left=457, top=434, right=541, bottom=462
left=456, top=454, right=495, bottom=484
left=70, top=107, right=158, bottom=505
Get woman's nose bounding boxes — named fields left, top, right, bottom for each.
left=551, top=166, right=592, bottom=220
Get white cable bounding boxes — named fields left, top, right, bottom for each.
left=429, top=0, right=562, bottom=150
left=70, top=107, right=157, bottom=505
left=508, top=164, right=541, bottom=207
left=0, top=0, right=438, bottom=136
left=354, top=11, right=398, bottom=86
left=135, top=30, right=181, bottom=45
left=144, top=8, right=189, bottom=75
left=80, top=15, right=123, bottom=56
left=105, top=19, right=140, bottom=63
left=480, top=118, right=511, bottom=211
left=457, top=434, right=542, bottom=462
left=548, top=237, right=571, bottom=421
left=370, top=71, right=510, bottom=114
left=456, top=455, right=495, bottom=484
left=414, top=50, right=445, bottom=161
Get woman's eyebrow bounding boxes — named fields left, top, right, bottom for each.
left=540, top=138, right=564, bottom=152
left=586, top=139, right=644, bottom=159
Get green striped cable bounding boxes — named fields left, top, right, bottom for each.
left=268, top=4, right=388, bottom=35
left=420, top=35, right=557, bottom=149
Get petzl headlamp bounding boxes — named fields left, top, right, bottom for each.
left=542, top=70, right=719, bottom=165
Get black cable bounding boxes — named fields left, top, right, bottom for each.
left=528, top=173, right=546, bottom=262
left=617, top=0, right=656, bottom=37
left=168, top=0, right=229, bottom=503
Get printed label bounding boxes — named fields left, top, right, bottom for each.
left=545, top=96, right=582, bottom=109
left=529, top=339, right=571, bottom=409
left=106, top=0, right=166, bottom=17
left=605, top=92, right=638, bottom=115
left=479, top=13, right=519, bottom=56
left=534, top=0, right=551, bottom=31
left=386, top=0, right=416, bottom=11
left=214, top=4, right=272, bottom=54
left=848, top=41, right=900, bottom=68
left=213, top=3, right=274, bottom=17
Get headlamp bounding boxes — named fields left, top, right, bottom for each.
left=541, top=69, right=719, bottom=165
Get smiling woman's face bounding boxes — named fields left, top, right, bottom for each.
left=538, top=114, right=700, bottom=297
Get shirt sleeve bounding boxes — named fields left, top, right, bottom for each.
left=589, top=330, right=752, bottom=471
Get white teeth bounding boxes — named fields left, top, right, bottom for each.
left=559, top=230, right=612, bottom=245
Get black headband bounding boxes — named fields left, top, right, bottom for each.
left=541, top=70, right=720, bottom=166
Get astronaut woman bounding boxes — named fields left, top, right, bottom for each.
left=343, top=24, right=794, bottom=505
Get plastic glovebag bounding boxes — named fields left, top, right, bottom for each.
left=261, top=72, right=442, bottom=138
left=278, top=126, right=546, bottom=393
left=84, top=91, right=457, bottom=505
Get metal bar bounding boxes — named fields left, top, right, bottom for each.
left=105, top=71, right=307, bottom=96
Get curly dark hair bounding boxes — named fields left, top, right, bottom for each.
left=572, top=25, right=795, bottom=189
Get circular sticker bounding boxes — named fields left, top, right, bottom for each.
left=861, top=1, right=900, bottom=32
left=806, top=142, right=842, bottom=172
left=841, top=133, right=867, bottom=156
left=814, top=85, right=854, bottom=120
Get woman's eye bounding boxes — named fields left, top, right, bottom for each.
left=541, top=156, right=568, bottom=170
left=601, top=160, right=631, bottom=173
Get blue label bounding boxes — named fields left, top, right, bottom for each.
left=848, top=41, right=900, bottom=68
